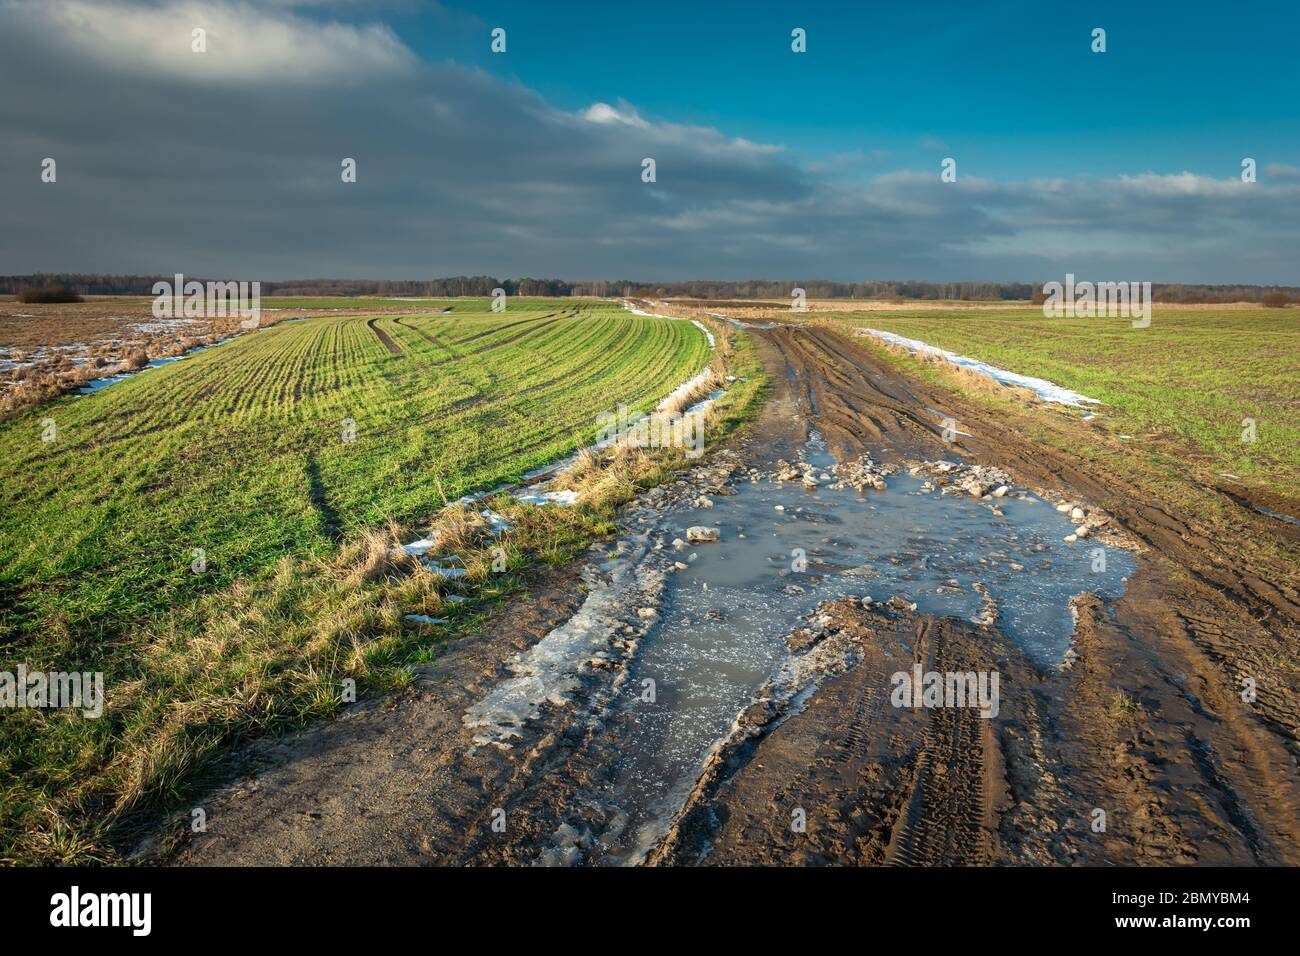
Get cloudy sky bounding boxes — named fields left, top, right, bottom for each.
left=2, top=0, right=1298, bottom=283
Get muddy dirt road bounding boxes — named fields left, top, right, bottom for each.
left=161, top=324, right=1300, bottom=867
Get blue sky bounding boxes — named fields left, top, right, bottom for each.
left=398, top=0, right=1300, bottom=180
left=2, top=0, right=1298, bottom=283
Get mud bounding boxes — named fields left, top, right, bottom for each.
left=655, top=327, right=1300, bottom=866
left=160, top=322, right=1300, bottom=867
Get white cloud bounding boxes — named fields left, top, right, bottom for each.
left=1115, top=172, right=1252, bottom=198
left=10, top=0, right=418, bottom=84
left=582, top=101, right=649, bottom=128
left=1, top=0, right=1297, bottom=283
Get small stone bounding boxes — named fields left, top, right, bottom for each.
left=1065, top=533, right=1078, bottom=543
left=686, top=526, right=719, bottom=543
left=674, top=561, right=688, bottom=571
left=638, top=607, right=658, bottom=619
left=774, top=505, right=785, bottom=512
left=1070, top=507, right=1086, bottom=522
left=672, top=538, right=686, bottom=550
left=1074, top=525, right=1090, bottom=538
left=992, top=485, right=1009, bottom=498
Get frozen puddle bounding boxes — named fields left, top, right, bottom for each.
left=77, top=336, right=238, bottom=394
left=480, top=437, right=1134, bottom=865
left=859, top=329, right=1101, bottom=408
left=77, top=355, right=184, bottom=393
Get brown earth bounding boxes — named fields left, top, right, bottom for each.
left=652, top=326, right=1300, bottom=866
left=159, top=322, right=1300, bottom=867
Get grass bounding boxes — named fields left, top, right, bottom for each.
left=812, top=305, right=1300, bottom=503
left=0, top=298, right=766, bottom=864
left=1108, top=692, right=1141, bottom=722
left=0, top=299, right=708, bottom=642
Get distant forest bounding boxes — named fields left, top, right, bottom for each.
left=2, top=273, right=1297, bottom=304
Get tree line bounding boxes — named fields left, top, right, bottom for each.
left=2, top=273, right=1296, bottom=304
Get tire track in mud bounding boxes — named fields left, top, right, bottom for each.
left=365, top=316, right=402, bottom=355
left=760, top=326, right=951, bottom=456
left=762, top=322, right=1300, bottom=726
left=885, top=682, right=996, bottom=865
left=650, top=604, right=1011, bottom=866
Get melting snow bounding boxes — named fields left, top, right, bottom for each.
left=395, top=536, right=440, bottom=557
left=424, top=562, right=468, bottom=579
left=463, top=536, right=664, bottom=746
left=860, top=329, right=1102, bottom=408
left=404, top=614, right=446, bottom=626
left=517, top=489, right=581, bottom=507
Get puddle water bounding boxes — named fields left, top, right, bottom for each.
left=1255, top=505, right=1300, bottom=527
left=78, top=354, right=186, bottom=392
left=77, top=336, right=240, bottom=394
left=590, top=441, right=1134, bottom=864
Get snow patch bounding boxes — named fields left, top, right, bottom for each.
left=395, top=536, right=440, bottom=557
left=404, top=614, right=446, bottom=626
left=860, top=329, right=1102, bottom=408
left=517, top=489, right=581, bottom=507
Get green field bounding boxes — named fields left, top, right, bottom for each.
left=817, top=306, right=1300, bottom=500
left=0, top=298, right=733, bottom=861
left=0, top=299, right=708, bottom=644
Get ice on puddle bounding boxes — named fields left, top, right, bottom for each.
left=463, top=537, right=662, bottom=747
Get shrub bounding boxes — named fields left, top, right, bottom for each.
left=1261, top=291, right=1291, bottom=308
left=16, top=285, right=83, bottom=304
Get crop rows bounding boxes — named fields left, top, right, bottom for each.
left=0, top=300, right=710, bottom=647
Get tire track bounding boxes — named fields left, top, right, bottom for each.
left=366, top=316, right=402, bottom=355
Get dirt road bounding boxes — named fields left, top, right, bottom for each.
left=160, top=324, right=1300, bottom=866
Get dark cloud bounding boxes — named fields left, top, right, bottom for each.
left=2, top=0, right=1296, bottom=283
